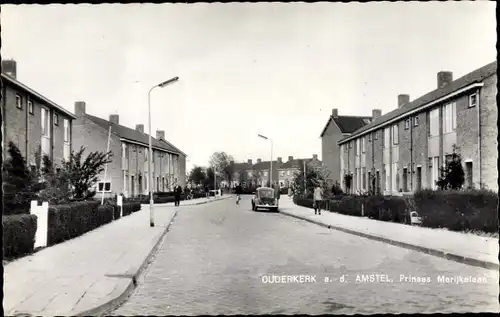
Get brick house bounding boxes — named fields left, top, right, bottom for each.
left=338, top=61, right=497, bottom=194
left=277, top=155, right=323, bottom=188
left=251, top=158, right=284, bottom=187
left=72, top=101, right=187, bottom=198
left=230, top=160, right=254, bottom=188
left=320, top=109, right=373, bottom=186
left=1, top=59, right=75, bottom=167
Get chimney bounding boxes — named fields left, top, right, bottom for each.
left=257, top=158, right=262, bottom=163
left=135, top=124, right=144, bottom=133
left=288, top=156, right=294, bottom=161
left=74, top=101, right=86, bottom=117
left=277, top=157, right=282, bottom=163
left=109, top=114, right=119, bottom=125
left=397, top=94, right=410, bottom=108
left=372, top=109, right=382, bottom=120
left=437, top=71, right=453, bottom=89
left=332, top=108, right=338, bottom=118
left=230, top=160, right=234, bottom=165
left=247, top=159, right=253, bottom=165
left=2, top=59, right=17, bottom=79
left=312, top=154, right=318, bottom=160
left=156, top=130, right=165, bottom=140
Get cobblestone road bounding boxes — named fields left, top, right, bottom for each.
left=111, top=196, right=499, bottom=315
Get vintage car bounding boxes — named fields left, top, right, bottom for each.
left=251, top=187, right=279, bottom=212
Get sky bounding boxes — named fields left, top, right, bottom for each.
left=2, top=2, right=497, bottom=173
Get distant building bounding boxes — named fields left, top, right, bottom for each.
left=72, top=102, right=187, bottom=198
left=277, top=155, right=323, bottom=188
left=251, top=157, right=284, bottom=187
left=320, top=108, right=373, bottom=185
left=1, top=59, right=76, bottom=166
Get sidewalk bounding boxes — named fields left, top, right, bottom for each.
left=278, top=198, right=499, bottom=271
left=149, top=194, right=232, bottom=207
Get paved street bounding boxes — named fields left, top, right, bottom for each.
left=110, top=196, right=498, bottom=315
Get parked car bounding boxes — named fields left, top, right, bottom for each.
left=251, top=187, right=279, bottom=212
left=410, top=211, right=422, bottom=225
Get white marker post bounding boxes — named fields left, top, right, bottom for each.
left=117, top=194, right=123, bottom=218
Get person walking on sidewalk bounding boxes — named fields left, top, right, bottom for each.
left=313, top=183, right=324, bottom=215
left=205, top=185, right=209, bottom=198
left=174, top=184, right=182, bottom=206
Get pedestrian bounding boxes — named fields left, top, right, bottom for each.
left=288, top=186, right=292, bottom=198
left=235, top=183, right=242, bottom=205
left=273, top=182, right=281, bottom=207
left=205, top=185, right=209, bottom=198
left=174, top=184, right=182, bottom=206
left=313, top=183, right=324, bottom=215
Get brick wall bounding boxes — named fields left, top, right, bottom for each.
left=479, top=73, right=498, bottom=191
left=321, top=120, right=342, bottom=183
left=3, top=84, right=72, bottom=166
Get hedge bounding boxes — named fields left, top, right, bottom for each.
left=413, top=189, right=498, bottom=233
left=3, top=214, right=38, bottom=259
left=364, top=195, right=410, bottom=223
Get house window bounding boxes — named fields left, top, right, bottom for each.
left=392, top=124, right=399, bottom=145
left=279, top=171, right=285, bottom=177
left=374, top=131, right=378, bottom=140
left=445, top=154, right=453, bottom=165
left=97, top=181, right=112, bottom=192
left=263, top=171, right=268, bottom=177
left=16, top=94, right=22, bottom=109
left=429, top=108, right=439, bottom=137
left=404, top=119, right=410, bottom=130
left=465, top=162, right=473, bottom=188
left=248, top=171, right=252, bottom=177
left=28, top=100, right=34, bottom=114
left=41, top=107, right=50, bottom=137
left=384, top=128, right=390, bottom=148
left=356, top=139, right=360, bottom=155
left=468, top=93, right=477, bottom=108
left=63, top=119, right=70, bottom=142
left=361, top=137, right=365, bottom=153
left=54, top=113, right=59, bottom=126
left=442, top=102, right=456, bottom=133
left=287, top=170, right=291, bottom=176
left=414, top=115, right=419, bottom=127
left=368, top=133, right=372, bottom=142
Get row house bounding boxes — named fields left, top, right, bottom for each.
left=338, top=61, right=497, bottom=194
left=277, top=155, right=323, bottom=188
left=72, top=102, right=187, bottom=198
left=320, top=108, right=373, bottom=185
left=231, top=158, right=284, bottom=188
left=2, top=59, right=75, bottom=166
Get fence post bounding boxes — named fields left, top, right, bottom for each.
left=31, top=200, right=49, bottom=248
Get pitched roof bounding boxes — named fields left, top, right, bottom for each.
left=252, top=160, right=284, bottom=170
left=85, top=114, right=181, bottom=154
left=158, top=138, right=187, bottom=157
left=1, top=73, right=76, bottom=119
left=232, top=162, right=252, bottom=172
left=320, top=115, right=372, bottom=137
left=339, top=60, right=497, bottom=144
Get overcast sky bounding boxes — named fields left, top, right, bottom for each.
left=2, top=2, right=496, bottom=173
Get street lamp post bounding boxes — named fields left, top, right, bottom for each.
left=258, top=134, right=273, bottom=187
left=148, top=76, right=179, bottom=227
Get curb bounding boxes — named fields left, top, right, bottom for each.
left=279, top=210, right=499, bottom=271
left=147, top=195, right=233, bottom=208
left=75, top=209, right=180, bottom=317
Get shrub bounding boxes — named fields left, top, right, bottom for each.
left=414, top=189, right=498, bottom=233
left=3, top=214, right=38, bottom=259
left=364, top=195, right=409, bottom=223
left=47, top=200, right=114, bottom=246
left=295, top=197, right=314, bottom=208
left=329, top=196, right=365, bottom=217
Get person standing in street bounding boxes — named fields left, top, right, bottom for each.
left=313, top=183, right=324, bottom=215
left=205, top=185, right=209, bottom=198
left=235, top=183, right=242, bottom=205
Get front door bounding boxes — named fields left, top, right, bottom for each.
left=416, top=167, right=422, bottom=191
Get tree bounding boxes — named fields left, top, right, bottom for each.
left=37, top=155, right=72, bottom=205
left=292, top=161, right=329, bottom=198
left=61, top=146, right=113, bottom=200
left=209, top=151, right=235, bottom=185
left=343, top=173, right=353, bottom=194
left=331, top=181, right=344, bottom=195
left=188, top=166, right=206, bottom=185
left=3, top=142, right=45, bottom=214
left=436, top=145, right=465, bottom=190
left=204, top=167, right=216, bottom=190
